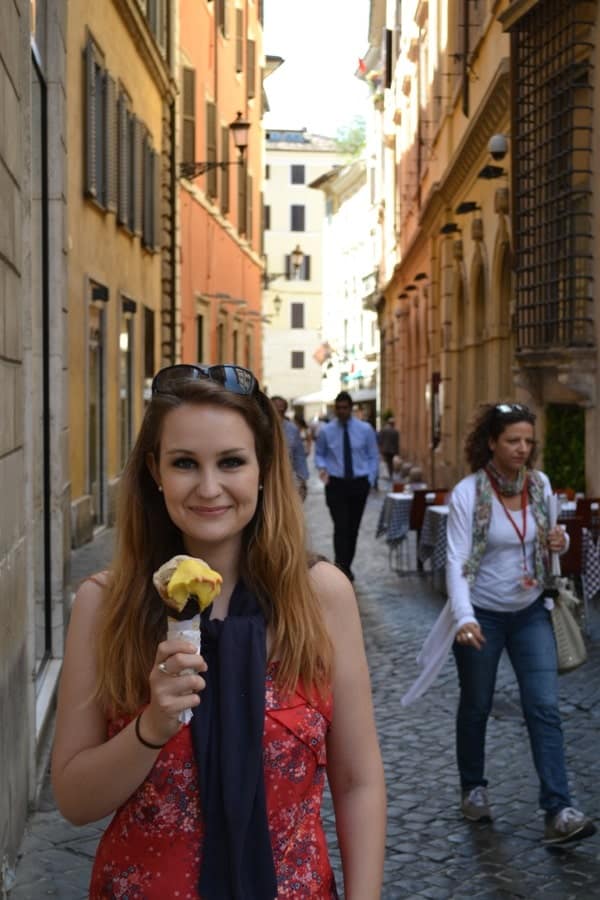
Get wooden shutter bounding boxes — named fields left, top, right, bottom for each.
left=84, top=40, right=97, bottom=198
left=238, top=160, right=247, bottom=234
left=285, top=255, right=291, bottom=279
left=206, top=101, right=217, bottom=198
left=130, top=116, right=144, bottom=235
left=153, top=149, right=162, bottom=251
left=117, top=93, right=130, bottom=226
left=105, top=74, right=118, bottom=212
left=246, top=173, right=253, bottom=243
left=182, top=67, right=196, bottom=167
left=217, top=0, right=226, bottom=34
left=302, top=255, right=311, bottom=280
left=291, top=303, right=304, bottom=328
left=247, top=39, right=256, bottom=99
left=142, top=135, right=152, bottom=247
left=220, top=124, right=230, bottom=214
left=235, top=9, right=243, bottom=73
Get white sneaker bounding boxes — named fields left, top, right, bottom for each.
left=543, top=807, right=596, bottom=844
left=461, top=786, right=493, bottom=822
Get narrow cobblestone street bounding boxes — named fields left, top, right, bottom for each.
left=11, top=471, right=600, bottom=898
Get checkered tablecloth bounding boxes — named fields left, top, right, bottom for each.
left=418, top=506, right=449, bottom=571
left=375, top=493, right=412, bottom=546
left=582, top=527, right=600, bottom=602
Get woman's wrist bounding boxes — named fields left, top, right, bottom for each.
left=134, top=710, right=167, bottom=750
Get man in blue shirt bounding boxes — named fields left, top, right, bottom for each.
left=272, top=396, right=309, bottom=500
left=314, top=391, right=379, bottom=581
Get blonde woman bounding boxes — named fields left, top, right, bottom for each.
left=52, top=364, right=386, bottom=899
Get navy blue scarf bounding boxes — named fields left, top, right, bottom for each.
left=190, top=579, right=278, bottom=900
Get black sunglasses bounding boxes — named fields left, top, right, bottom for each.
left=151, top=364, right=259, bottom=397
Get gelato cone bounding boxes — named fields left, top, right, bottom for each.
left=153, top=555, right=222, bottom=724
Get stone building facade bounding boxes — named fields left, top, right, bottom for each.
left=0, top=0, right=69, bottom=887
left=368, top=0, right=600, bottom=493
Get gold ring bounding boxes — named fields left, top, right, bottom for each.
left=466, top=632, right=473, bottom=639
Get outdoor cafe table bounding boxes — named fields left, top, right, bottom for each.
left=418, top=505, right=449, bottom=592
left=375, top=492, right=413, bottom=546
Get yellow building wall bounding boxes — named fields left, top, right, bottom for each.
left=67, top=2, right=167, bottom=535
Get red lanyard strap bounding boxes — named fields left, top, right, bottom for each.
left=489, top=474, right=529, bottom=549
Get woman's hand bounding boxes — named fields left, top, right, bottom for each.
left=547, top=524, right=567, bottom=554
left=455, top=622, right=486, bottom=650
left=143, top=639, right=208, bottom=745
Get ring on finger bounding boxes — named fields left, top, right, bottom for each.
left=158, top=661, right=178, bottom=677
left=465, top=631, right=473, bottom=640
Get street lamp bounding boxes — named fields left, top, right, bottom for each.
left=263, top=244, right=305, bottom=286
left=180, top=112, right=250, bottom=180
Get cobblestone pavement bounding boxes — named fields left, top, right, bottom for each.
left=11, top=468, right=600, bottom=898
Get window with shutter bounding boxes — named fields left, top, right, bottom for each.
left=246, top=173, right=253, bottom=243
left=235, top=9, right=243, bottom=72
left=300, top=255, right=311, bottom=280
left=220, top=124, right=230, bottom=214
left=153, top=149, right=161, bottom=252
left=117, top=93, right=130, bottom=226
left=263, top=203, right=270, bottom=230
left=129, top=115, right=144, bottom=235
left=142, top=135, right=152, bottom=248
left=238, top=160, right=247, bottom=234
left=206, top=101, right=217, bottom=197
left=291, top=351, right=305, bottom=369
left=291, top=303, right=304, bottom=329
left=247, top=39, right=256, bottom=99
left=290, top=204, right=305, bottom=231
left=182, top=68, right=196, bottom=167
left=217, top=0, right=227, bottom=35
left=105, top=74, right=118, bottom=212
left=84, top=39, right=99, bottom=199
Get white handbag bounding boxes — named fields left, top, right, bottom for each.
left=549, top=578, right=588, bottom=674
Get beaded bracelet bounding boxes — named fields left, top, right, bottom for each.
left=134, top=712, right=167, bottom=750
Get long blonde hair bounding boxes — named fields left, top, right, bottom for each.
left=95, top=378, right=332, bottom=715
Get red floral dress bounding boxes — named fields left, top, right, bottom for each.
left=89, top=665, right=337, bottom=898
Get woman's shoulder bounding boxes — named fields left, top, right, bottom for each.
left=72, top=571, right=112, bottom=611
left=308, top=560, right=356, bottom=614
left=450, top=473, right=477, bottom=501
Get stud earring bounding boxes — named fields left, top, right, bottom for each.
left=258, top=484, right=264, bottom=491
left=158, top=485, right=163, bottom=492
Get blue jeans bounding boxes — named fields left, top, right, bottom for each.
left=453, top=596, right=571, bottom=814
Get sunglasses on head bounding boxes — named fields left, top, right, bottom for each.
left=151, top=364, right=259, bottom=397
left=495, top=403, right=528, bottom=415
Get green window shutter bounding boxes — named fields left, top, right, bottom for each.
left=182, top=67, right=196, bottom=168
left=84, top=40, right=97, bottom=198
left=206, top=101, right=217, bottom=198
left=153, top=149, right=162, bottom=252
left=238, top=159, right=247, bottom=234
left=236, top=9, right=243, bottom=72
left=247, top=39, right=256, bottom=100
left=246, top=172, right=253, bottom=243
left=105, top=74, right=118, bottom=212
left=221, top=124, right=230, bottom=214
left=117, top=93, right=130, bottom=226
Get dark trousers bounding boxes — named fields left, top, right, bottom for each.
left=324, top=476, right=370, bottom=577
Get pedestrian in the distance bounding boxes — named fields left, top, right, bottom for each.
left=51, top=364, right=386, bottom=898
left=446, top=403, right=594, bottom=843
left=377, top=417, right=400, bottom=480
left=315, top=390, right=379, bottom=582
left=272, top=395, right=309, bottom=500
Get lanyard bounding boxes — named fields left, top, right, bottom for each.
left=489, top=474, right=528, bottom=550
left=488, top=472, right=537, bottom=588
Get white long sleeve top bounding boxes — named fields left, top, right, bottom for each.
left=402, top=468, right=560, bottom=706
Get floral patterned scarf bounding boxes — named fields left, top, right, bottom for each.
left=463, top=467, right=549, bottom=587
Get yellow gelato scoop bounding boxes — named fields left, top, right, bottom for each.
left=153, top=554, right=222, bottom=614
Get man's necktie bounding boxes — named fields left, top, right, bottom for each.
left=343, top=422, right=354, bottom=479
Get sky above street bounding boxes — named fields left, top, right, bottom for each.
left=262, top=0, right=370, bottom=138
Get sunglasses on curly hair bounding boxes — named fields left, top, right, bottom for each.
left=151, top=364, right=259, bottom=397
left=495, top=403, right=529, bottom=415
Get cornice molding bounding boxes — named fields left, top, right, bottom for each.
left=113, top=0, right=177, bottom=98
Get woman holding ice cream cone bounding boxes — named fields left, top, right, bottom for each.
left=52, top=364, right=385, bottom=899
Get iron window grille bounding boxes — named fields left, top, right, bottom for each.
left=511, top=0, right=595, bottom=351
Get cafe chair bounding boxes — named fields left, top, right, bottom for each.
left=409, top=489, right=448, bottom=571
left=575, top=498, right=600, bottom=529
left=554, top=487, right=575, bottom=501
left=556, top=514, right=583, bottom=578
